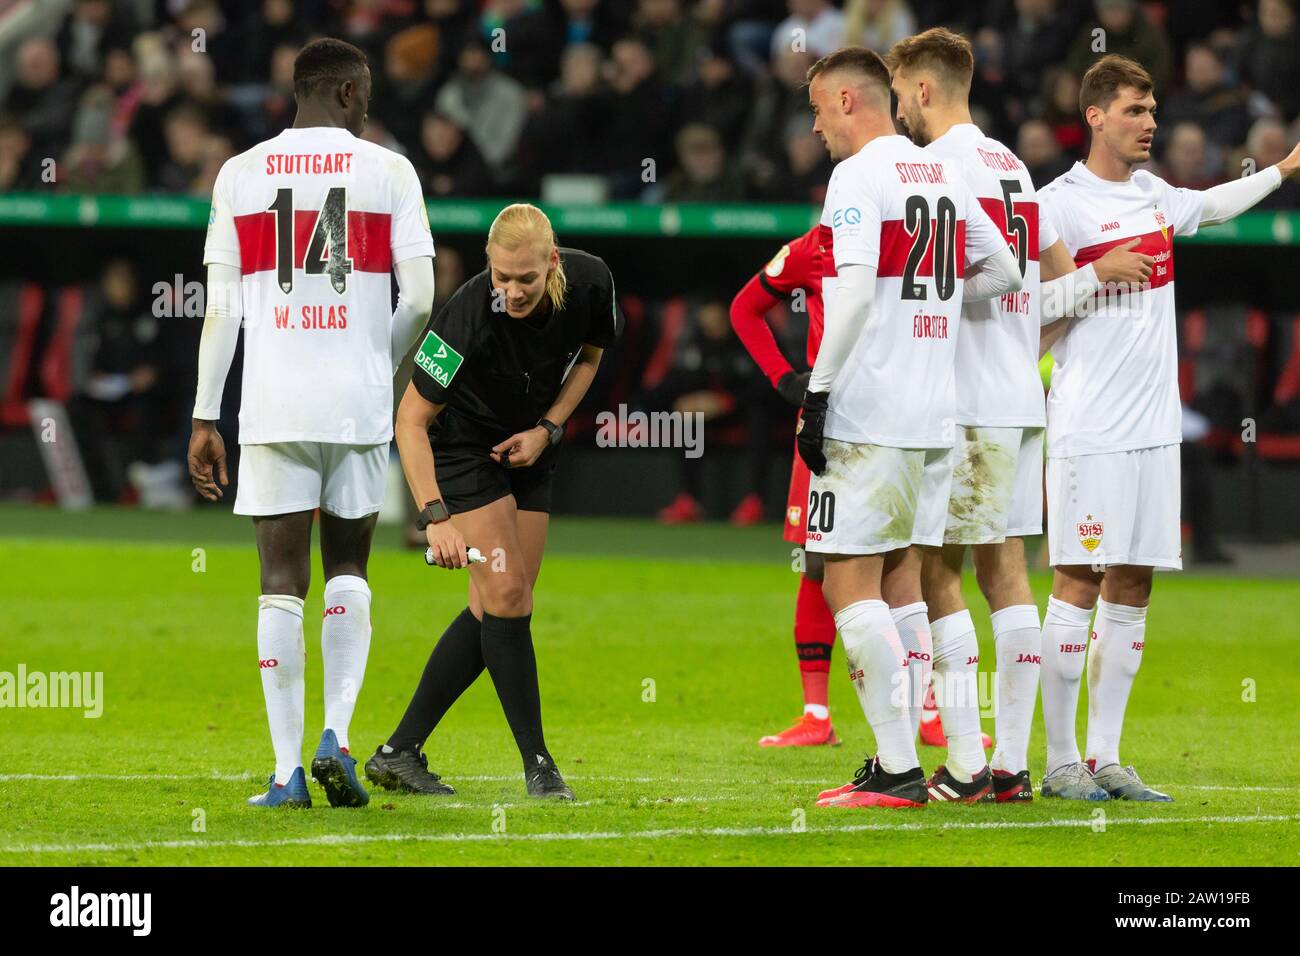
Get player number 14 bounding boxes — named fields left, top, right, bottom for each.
left=268, top=186, right=353, bottom=295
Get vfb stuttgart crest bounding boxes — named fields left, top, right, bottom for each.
left=1077, top=514, right=1104, bottom=552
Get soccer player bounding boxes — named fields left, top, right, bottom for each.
left=885, top=29, right=1155, bottom=802
left=729, top=228, right=840, bottom=747
left=187, top=39, right=437, bottom=808
left=795, top=47, right=1023, bottom=808
left=365, top=203, right=622, bottom=800
left=1035, top=55, right=1300, bottom=801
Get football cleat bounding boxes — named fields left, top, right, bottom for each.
left=657, top=491, right=702, bottom=524
left=310, top=729, right=369, bottom=808
left=926, top=764, right=994, bottom=803
left=1041, top=762, right=1110, bottom=801
left=1089, top=763, right=1173, bottom=802
left=247, top=766, right=311, bottom=808
left=991, top=768, right=1034, bottom=803
left=817, top=753, right=875, bottom=802
left=821, top=758, right=928, bottom=808
left=524, top=753, right=575, bottom=800
left=729, top=492, right=765, bottom=527
left=759, top=712, right=840, bottom=747
left=917, top=711, right=993, bottom=750
left=364, top=745, right=456, bottom=795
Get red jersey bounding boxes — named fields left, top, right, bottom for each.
left=729, top=226, right=824, bottom=384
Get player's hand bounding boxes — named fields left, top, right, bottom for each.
left=776, top=370, right=810, bottom=406
left=796, top=390, right=829, bottom=475
left=187, top=420, right=228, bottom=501
left=491, top=426, right=548, bottom=468
left=1093, top=238, right=1153, bottom=285
left=425, top=520, right=469, bottom=569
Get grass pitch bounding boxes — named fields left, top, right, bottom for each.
left=1, top=504, right=1296, bottom=866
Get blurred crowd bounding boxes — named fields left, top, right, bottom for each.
left=1, top=0, right=1299, bottom=206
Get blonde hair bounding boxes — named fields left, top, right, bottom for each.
left=485, top=203, right=567, bottom=312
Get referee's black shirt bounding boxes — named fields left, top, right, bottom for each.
left=409, top=247, right=623, bottom=451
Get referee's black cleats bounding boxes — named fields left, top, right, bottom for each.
left=364, top=746, right=456, bottom=796
left=525, top=753, right=575, bottom=800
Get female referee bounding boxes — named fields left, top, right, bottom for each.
left=365, top=203, right=622, bottom=800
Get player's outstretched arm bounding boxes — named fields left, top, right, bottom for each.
left=188, top=262, right=242, bottom=500
left=1196, top=143, right=1298, bottom=225
left=394, top=382, right=467, bottom=569
left=391, top=256, right=436, bottom=374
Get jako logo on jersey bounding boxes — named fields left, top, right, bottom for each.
left=831, top=207, right=862, bottom=227
left=965, top=655, right=979, bottom=665
left=1016, top=653, right=1042, bottom=664
left=1077, top=514, right=1104, bottom=552
left=258, top=658, right=278, bottom=668
left=907, top=650, right=931, bottom=662
left=1100, top=221, right=1120, bottom=232
left=324, top=606, right=346, bottom=617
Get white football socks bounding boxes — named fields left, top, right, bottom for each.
left=989, top=604, right=1042, bottom=775
left=321, top=574, right=372, bottom=752
left=257, top=594, right=306, bottom=785
left=1040, top=595, right=1094, bottom=775
left=890, top=602, right=932, bottom=742
left=836, top=599, right=917, bottom=774
left=1085, top=598, right=1147, bottom=771
left=930, top=609, right=984, bottom=782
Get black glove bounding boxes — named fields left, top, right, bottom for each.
left=796, top=390, right=829, bottom=475
left=776, top=370, right=810, bottom=406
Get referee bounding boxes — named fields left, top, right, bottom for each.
left=365, top=203, right=622, bottom=799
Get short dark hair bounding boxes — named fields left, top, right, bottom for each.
left=886, top=27, right=974, bottom=94
left=293, top=38, right=370, bottom=99
left=1079, top=54, right=1153, bottom=117
left=806, top=46, right=892, bottom=99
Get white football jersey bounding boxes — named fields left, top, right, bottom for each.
left=926, top=124, right=1058, bottom=428
left=1038, top=161, right=1203, bottom=457
left=204, top=126, right=435, bottom=445
left=819, top=134, right=1009, bottom=448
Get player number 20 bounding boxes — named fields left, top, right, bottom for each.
left=901, top=195, right=957, bottom=302
left=808, top=490, right=836, bottom=534
left=268, top=186, right=353, bottom=295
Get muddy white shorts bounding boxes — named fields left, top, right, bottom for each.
left=805, top=438, right=946, bottom=555
left=924, top=426, right=1045, bottom=546
left=1046, top=443, right=1182, bottom=570
left=235, top=441, right=389, bottom=519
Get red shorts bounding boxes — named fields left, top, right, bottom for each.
left=784, top=442, right=811, bottom=545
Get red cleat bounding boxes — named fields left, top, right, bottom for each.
left=729, top=492, right=764, bottom=527
left=918, top=712, right=993, bottom=750
left=759, top=712, right=840, bottom=747
left=991, top=769, right=1034, bottom=803
left=817, top=754, right=874, bottom=802
left=821, top=759, right=928, bottom=808
left=657, top=492, right=702, bottom=524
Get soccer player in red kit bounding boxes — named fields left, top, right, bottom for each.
left=730, top=227, right=840, bottom=747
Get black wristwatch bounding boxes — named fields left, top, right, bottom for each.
left=537, top=418, right=564, bottom=447
left=415, top=499, right=451, bottom=530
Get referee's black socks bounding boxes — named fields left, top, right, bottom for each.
left=481, top=611, right=551, bottom=766
left=387, top=607, right=484, bottom=753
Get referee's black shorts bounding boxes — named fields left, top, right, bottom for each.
left=434, top=444, right=558, bottom=515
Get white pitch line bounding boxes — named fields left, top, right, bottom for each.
left=0, top=773, right=1291, bottom=794
left=2, top=813, right=1296, bottom=856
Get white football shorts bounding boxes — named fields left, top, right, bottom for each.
left=1046, top=443, right=1182, bottom=570
left=923, top=425, right=1045, bottom=546
left=235, top=441, right=388, bottom=519
left=805, top=438, right=945, bottom=555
